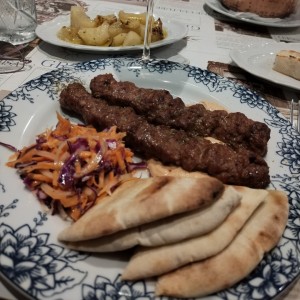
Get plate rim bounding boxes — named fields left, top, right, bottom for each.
left=0, top=57, right=300, bottom=300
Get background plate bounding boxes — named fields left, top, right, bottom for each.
left=230, top=42, right=300, bottom=90
left=205, top=0, right=300, bottom=28
left=36, top=13, right=188, bottom=53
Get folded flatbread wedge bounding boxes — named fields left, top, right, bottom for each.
left=155, top=190, right=289, bottom=298
left=147, top=158, right=209, bottom=179
left=58, top=176, right=224, bottom=242
left=60, top=185, right=240, bottom=252
left=122, top=185, right=267, bottom=280
left=137, top=185, right=240, bottom=247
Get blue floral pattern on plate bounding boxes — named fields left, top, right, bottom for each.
left=0, top=57, right=299, bottom=300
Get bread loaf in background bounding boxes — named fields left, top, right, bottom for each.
left=273, top=50, right=300, bottom=81
left=221, top=0, right=296, bottom=18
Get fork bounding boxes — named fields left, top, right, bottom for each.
left=290, top=99, right=300, bottom=132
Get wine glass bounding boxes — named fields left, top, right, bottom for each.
left=142, top=0, right=155, bottom=60
left=141, top=0, right=188, bottom=64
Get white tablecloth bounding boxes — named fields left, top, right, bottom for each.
left=1, top=0, right=299, bottom=299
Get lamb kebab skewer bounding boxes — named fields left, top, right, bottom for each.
left=59, top=82, right=270, bottom=189
left=90, top=74, right=270, bottom=156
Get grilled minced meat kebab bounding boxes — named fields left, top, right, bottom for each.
left=59, top=82, right=270, bottom=189
left=90, top=74, right=270, bottom=157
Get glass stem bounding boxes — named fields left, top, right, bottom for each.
left=142, top=0, right=155, bottom=60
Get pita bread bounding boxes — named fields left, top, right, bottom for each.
left=137, top=185, right=240, bottom=247
left=122, top=186, right=266, bottom=280
left=147, top=159, right=210, bottom=179
left=155, top=190, right=289, bottom=298
left=60, top=185, right=240, bottom=252
left=62, top=227, right=139, bottom=252
left=58, top=176, right=224, bottom=242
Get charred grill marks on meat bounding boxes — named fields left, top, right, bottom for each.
left=59, top=83, right=270, bottom=189
left=90, top=74, right=270, bottom=156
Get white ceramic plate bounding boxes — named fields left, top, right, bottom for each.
left=205, top=0, right=300, bottom=28
left=230, top=42, right=300, bottom=90
left=35, top=14, right=188, bottom=53
left=0, top=58, right=300, bottom=300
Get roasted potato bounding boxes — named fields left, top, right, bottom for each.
left=119, top=10, right=147, bottom=25
left=137, top=24, right=146, bottom=40
left=108, top=21, right=128, bottom=38
left=58, top=8, right=165, bottom=47
left=70, top=6, right=97, bottom=29
left=57, top=26, right=83, bottom=44
left=95, top=14, right=118, bottom=26
left=78, top=22, right=111, bottom=46
left=121, top=18, right=141, bottom=30
left=111, top=32, right=127, bottom=46
left=151, top=18, right=164, bottom=42
left=123, top=31, right=143, bottom=46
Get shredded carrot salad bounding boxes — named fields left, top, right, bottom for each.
left=7, top=113, right=145, bottom=221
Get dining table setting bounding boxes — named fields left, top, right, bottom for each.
left=1, top=0, right=300, bottom=299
